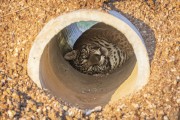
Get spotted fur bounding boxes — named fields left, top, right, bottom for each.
left=64, top=35, right=127, bottom=75
left=64, top=22, right=134, bottom=75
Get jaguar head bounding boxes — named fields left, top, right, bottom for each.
left=64, top=45, right=108, bottom=67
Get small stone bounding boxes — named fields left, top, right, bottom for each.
left=67, top=108, right=76, bottom=117
left=63, top=106, right=68, bottom=111
left=43, top=107, right=47, bottom=113
left=3, top=91, right=8, bottom=96
left=176, top=76, right=180, bottom=82
left=46, top=106, right=51, bottom=110
left=7, top=110, right=16, bottom=118
left=37, top=108, right=42, bottom=113
left=90, top=113, right=96, bottom=119
left=1, top=79, right=6, bottom=85
left=31, top=115, right=36, bottom=120
left=163, top=115, right=169, bottom=120
left=27, top=100, right=35, bottom=106
left=0, top=103, right=7, bottom=110
left=6, top=88, right=11, bottom=94
left=7, top=99, right=12, bottom=105
left=36, top=102, right=43, bottom=107
left=169, top=56, right=175, bottom=62
left=176, top=98, right=180, bottom=104
left=48, top=112, right=57, bottom=119
left=12, top=92, right=20, bottom=100
left=132, top=103, right=140, bottom=109
left=118, top=104, right=126, bottom=109
left=85, top=106, right=102, bottom=116
left=170, top=68, right=176, bottom=72
left=143, top=94, right=149, bottom=98
left=7, top=77, right=12, bottom=81
left=131, top=114, right=140, bottom=120
left=93, top=106, right=102, bottom=112
left=31, top=105, right=37, bottom=111
left=59, top=111, right=63, bottom=117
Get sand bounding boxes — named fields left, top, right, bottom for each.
left=0, top=0, right=179, bottom=119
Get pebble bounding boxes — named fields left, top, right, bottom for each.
left=85, top=106, right=102, bottom=116
left=31, top=105, right=37, bottom=111
left=0, top=103, right=8, bottom=110
left=163, top=116, right=169, bottom=120
left=12, top=92, right=20, bottom=100
left=48, top=112, right=57, bottom=119
left=176, top=99, right=180, bottom=104
left=176, top=76, right=180, bottom=82
left=132, top=103, right=140, bottom=109
left=36, top=108, right=42, bottom=113
left=169, top=56, right=175, bottom=62
left=7, top=110, right=15, bottom=118
left=7, top=77, right=12, bottom=81
left=63, top=106, right=68, bottom=111
left=118, top=104, right=126, bottom=109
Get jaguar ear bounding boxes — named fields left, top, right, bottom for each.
left=64, top=50, right=77, bottom=60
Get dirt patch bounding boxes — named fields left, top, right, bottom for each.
left=0, top=0, right=179, bottom=119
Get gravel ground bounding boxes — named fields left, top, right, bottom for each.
left=0, top=0, right=179, bottom=119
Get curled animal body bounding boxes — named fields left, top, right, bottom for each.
left=64, top=23, right=133, bottom=75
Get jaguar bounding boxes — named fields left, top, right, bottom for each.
left=64, top=24, right=131, bottom=76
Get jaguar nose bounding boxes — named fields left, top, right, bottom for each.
left=88, top=54, right=101, bottom=66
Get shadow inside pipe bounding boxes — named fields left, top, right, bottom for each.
left=116, top=10, right=156, bottom=63
left=39, top=22, right=137, bottom=109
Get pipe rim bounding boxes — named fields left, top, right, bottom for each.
left=28, top=9, right=150, bottom=100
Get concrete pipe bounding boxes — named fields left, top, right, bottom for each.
left=28, top=10, right=150, bottom=109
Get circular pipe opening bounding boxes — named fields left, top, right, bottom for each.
left=28, top=10, right=150, bottom=109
